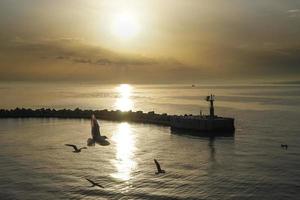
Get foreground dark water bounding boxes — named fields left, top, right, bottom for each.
left=0, top=83, right=300, bottom=199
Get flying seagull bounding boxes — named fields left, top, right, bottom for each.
left=85, top=178, right=104, bottom=188
left=154, top=159, right=166, bottom=174
left=281, top=144, right=288, bottom=150
left=65, top=144, right=87, bottom=153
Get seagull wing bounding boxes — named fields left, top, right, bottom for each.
left=86, top=178, right=96, bottom=186
left=65, top=144, right=78, bottom=151
left=154, top=159, right=162, bottom=172
left=95, top=183, right=104, bottom=188
left=79, top=147, right=87, bottom=151
left=86, top=178, right=104, bottom=188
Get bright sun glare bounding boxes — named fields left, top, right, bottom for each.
left=111, top=122, right=136, bottom=181
left=117, top=84, right=132, bottom=97
left=112, top=12, right=140, bottom=39
left=115, top=84, right=134, bottom=111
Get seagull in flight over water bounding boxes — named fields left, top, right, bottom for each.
left=85, top=178, right=104, bottom=188
left=154, top=159, right=166, bottom=174
left=65, top=144, right=87, bottom=153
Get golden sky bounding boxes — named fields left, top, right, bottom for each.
left=0, top=0, right=299, bottom=83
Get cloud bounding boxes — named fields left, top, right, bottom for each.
left=0, top=36, right=191, bottom=83
left=95, top=58, right=111, bottom=65
left=72, top=58, right=92, bottom=64
left=288, top=9, right=300, bottom=13
left=0, top=35, right=299, bottom=83
left=229, top=44, right=300, bottom=76
left=56, top=56, right=67, bottom=60
left=287, top=9, right=300, bottom=17
left=0, top=37, right=173, bottom=66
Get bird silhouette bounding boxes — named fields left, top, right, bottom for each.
left=65, top=144, right=87, bottom=153
left=85, top=178, right=104, bottom=188
left=154, top=159, right=165, bottom=174
left=281, top=144, right=288, bottom=150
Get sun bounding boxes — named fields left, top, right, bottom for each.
left=112, top=11, right=140, bottom=40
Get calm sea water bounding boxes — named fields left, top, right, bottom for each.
left=0, top=83, right=300, bottom=200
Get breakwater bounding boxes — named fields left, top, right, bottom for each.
left=0, top=108, right=235, bottom=135
left=0, top=108, right=171, bottom=126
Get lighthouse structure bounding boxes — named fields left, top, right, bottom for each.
left=206, top=94, right=215, bottom=118
left=170, top=94, right=235, bottom=136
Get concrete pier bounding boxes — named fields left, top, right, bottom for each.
left=170, top=115, right=235, bottom=136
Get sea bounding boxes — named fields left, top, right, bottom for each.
left=0, top=82, right=299, bottom=200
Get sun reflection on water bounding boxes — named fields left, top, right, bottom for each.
left=115, top=84, right=134, bottom=111
left=111, top=122, right=136, bottom=181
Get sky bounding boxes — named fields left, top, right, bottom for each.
left=0, top=0, right=299, bottom=83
